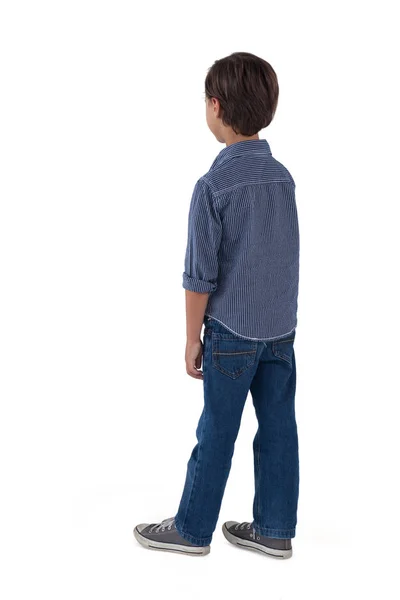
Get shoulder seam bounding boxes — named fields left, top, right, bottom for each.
left=212, top=179, right=294, bottom=198
left=199, top=176, right=218, bottom=200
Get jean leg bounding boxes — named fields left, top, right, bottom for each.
left=250, top=342, right=299, bottom=539
left=175, top=325, right=259, bottom=546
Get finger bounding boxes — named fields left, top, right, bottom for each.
left=186, top=363, right=203, bottom=379
left=195, top=353, right=202, bottom=369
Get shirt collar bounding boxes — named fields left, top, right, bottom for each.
left=210, top=138, right=272, bottom=170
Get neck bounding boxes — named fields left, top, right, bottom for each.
left=224, top=132, right=260, bottom=147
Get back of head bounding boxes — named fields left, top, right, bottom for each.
left=205, top=52, right=279, bottom=136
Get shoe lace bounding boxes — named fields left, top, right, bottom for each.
left=149, top=517, right=175, bottom=533
left=234, top=521, right=252, bottom=530
left=234, top=521, right=257, bottom=538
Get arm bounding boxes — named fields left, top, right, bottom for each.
left=182, top=178, right=222, bottom=378
left=185, top=289, right=210, bottom=344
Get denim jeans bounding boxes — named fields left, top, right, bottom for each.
left=174, top=315, right=299, bottom=547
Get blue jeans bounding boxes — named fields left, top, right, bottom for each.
left=174, top=315, right=299, bottom=547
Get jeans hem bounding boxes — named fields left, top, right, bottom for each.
left=174, top=515, right=212, bottom=547
left=253, top=522, right=296, bottom=539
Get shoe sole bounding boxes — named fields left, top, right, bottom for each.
left=133, top=527, right=210, bottom=556
left=222, top=524, right=292, bottom=559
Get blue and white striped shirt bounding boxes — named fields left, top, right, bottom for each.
left=182, top=138, right=299, bottom=341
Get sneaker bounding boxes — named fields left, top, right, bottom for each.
left=133, top=517, right=210, bottom=556
left=222, top=521, right=292, bottom=559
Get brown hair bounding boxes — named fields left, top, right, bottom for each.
left=204, top=52, right=279, bottom=136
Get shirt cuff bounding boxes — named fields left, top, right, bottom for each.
left=182, top=272, right=217, bottom=293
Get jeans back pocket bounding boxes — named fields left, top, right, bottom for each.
left=271, top=333, right=295, bottom=366
left=212, top=332, right=257, bottom=379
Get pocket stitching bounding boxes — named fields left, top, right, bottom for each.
left=272, top=343, right=293, bottom=365
left=212, top=333, right=257, bottom=379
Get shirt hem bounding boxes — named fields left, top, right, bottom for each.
left=204, top=313, right=296, bottom=342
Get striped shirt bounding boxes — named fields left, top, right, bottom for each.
left=182, top=138, right=299, bottom=341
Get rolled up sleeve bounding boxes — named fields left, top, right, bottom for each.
left=182, top=178, right=222, bottom=294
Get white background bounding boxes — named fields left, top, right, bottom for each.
left=1, top=1, right=399, bottom=598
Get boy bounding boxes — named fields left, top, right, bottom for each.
left=134, top=52, right=300, bottom=559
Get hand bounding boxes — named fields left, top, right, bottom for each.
left=185, top=339, right=203, bottom=380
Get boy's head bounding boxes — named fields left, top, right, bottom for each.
left=204, top=52, right=279, bottom=143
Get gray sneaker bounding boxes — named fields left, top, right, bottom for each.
left=133, top=517, right=210, bottom=556
left=222, top=521, right=292, bottom=559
